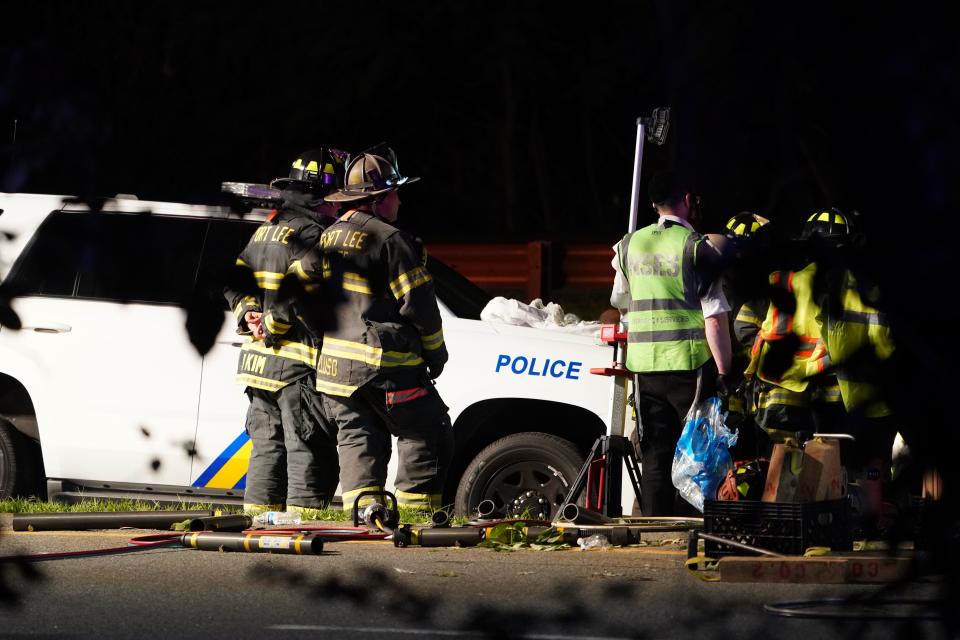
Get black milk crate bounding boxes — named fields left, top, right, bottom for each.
left=703, top=498, right=852, bottom=557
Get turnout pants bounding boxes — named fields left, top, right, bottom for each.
left=752, top=380, right=844, bottom=442
left=244, top=375, right=339, bottom=509
left=631, top=362, right=716, bottom=517
left=321, top=376, right=453, bottom=512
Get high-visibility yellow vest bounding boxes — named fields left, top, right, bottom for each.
left=745, top=262, right=828, bottom=392
left=620, top=222, right=710, bottom=372
left=823, top=271, right=893, bottom=417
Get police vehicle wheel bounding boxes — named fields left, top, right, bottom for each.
left=455, top=432, right=584, bottom=519
left=0, top=419, right=43, bottom=500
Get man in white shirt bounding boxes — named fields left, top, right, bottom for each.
left=610, top=171, right=732, bottom=515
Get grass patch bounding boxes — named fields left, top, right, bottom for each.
left=0, top=497, right=216, bottom=514
left=0, top=497, right=438, bottom=524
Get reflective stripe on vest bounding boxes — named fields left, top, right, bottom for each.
left=751, top=262, right=825, bottom=393
left=622, top=223, right=710, bottom=372
left=824, top=272, right=893, bottom=417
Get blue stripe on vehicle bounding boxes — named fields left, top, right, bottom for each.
left=192, top=432, right=250, bottom=487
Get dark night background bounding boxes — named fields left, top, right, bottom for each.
left=3, top=3, right=954, bottom=242
left=3, top=1, right=959, bottom=518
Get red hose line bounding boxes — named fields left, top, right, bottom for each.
left=0, top=525, right=393, bottom=563
left=0, top=535, right=182, bottom=563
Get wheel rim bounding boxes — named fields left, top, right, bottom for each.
left=475, top=460, right=571, bottom=518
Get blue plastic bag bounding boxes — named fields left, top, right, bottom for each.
left=671, top=396, right=738, bottom=512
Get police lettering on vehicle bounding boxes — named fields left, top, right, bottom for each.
left=494, top=354, right=582, bottom=380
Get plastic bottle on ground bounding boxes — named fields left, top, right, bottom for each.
left=252, top=510, right=302, bottom=526
left=577, top=534, right=612, bottom=550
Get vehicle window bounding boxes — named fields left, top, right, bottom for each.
left=196, top=219, right=259, bottom=310
left=9, top=211, right=207, bottom=304
left=7, top=211, right=80, bottom=296
left=427, top=255, right=490, bottom=320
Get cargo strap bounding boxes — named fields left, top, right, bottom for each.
left=684, top=556, right=720, bottom=581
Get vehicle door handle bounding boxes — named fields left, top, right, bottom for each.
left=25, top=323, right=73, bottom=334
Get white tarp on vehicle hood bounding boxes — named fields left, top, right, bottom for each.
left=480, top=297, right=600, bottom=337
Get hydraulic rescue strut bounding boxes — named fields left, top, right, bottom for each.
left=558, top=324, right=642, bottom=519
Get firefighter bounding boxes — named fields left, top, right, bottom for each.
left=744, top=209, right=849, bottom=442
left=297, top=143, right=453, bottom=513
left=224, top=147, right=348, bottom=512
left=813, top=210, right=896, bottom=526
left=611, top=170, right=732, bottom=516
left=721, top=212, right=773, bottom=460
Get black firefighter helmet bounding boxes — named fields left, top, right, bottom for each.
left=270, top=148, right=350, bottom=196
left=799, top=207, right=854, bottom=241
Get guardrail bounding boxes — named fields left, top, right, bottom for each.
left=428, top=241, right=614, bottom=301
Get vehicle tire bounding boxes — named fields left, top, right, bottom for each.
left=455, top=432, right=584, bottom=519
left=0, top=419, right=43, bottom=499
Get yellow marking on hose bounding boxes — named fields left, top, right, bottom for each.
left=190, top=532, right=200, bottom=549
left=295, top=534, right=303, bottom=554
left=244, top=535, right=251, bottom=552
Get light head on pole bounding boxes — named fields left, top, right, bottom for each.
left=638, top=107, right=670, bottom=145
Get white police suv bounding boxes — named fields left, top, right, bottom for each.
left=0, top=193, right=613, bottom=517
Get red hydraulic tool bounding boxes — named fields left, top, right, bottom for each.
left=558, top=323, right=642, bottom=519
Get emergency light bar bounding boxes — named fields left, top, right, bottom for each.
left=221, top=181, right=285, bottom=208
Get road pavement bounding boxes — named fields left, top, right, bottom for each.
left=0, top=525, right=950, bottom=639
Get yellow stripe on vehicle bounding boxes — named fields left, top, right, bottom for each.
left=206, top=437, right=253, bottom=489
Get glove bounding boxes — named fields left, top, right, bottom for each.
left=263, top=329, right=277, bottom=348
left=426, top=360, right=445, bottom=380
left=715, top=374, right=731, bottom=404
